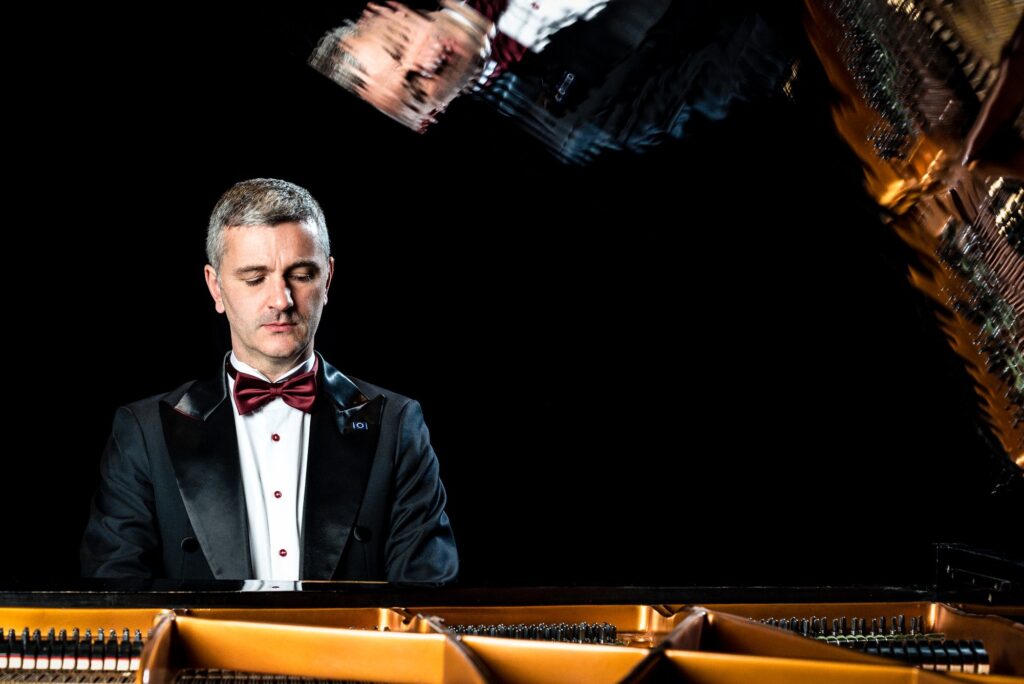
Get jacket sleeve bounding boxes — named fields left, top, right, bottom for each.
left=384, top=399, right=459, bottom=584
left=80, top=406, right=161, bottom=578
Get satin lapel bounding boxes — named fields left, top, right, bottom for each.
left=301, top=393, right=385, bottom=580
left=160, top=376, right=252, bottom=579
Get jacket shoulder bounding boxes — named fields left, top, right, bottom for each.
left=116, top=379, right=201, bottom=423
left=344, top=376, right=421, bottom=421
left=346, top=375, right=412, bottom=405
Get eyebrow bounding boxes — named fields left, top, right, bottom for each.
left=232, top=260, right=323, bottom=277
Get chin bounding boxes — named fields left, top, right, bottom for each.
left=267, top=346, right=305, bottom=360
left=260, top=332, right=303, bottom=348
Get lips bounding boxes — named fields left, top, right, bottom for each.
left=263, top=322, right=297, bottom=331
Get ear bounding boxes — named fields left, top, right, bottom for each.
left=324, top=256, right=335, bottom=304
left=204, top=264, right=226, bottom=314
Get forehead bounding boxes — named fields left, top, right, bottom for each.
left=221, top=222, right=325, bottom=263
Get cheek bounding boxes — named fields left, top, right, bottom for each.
left=297, top=291, right=325, bottom=315
left=222, top=293, right=257, bottom=326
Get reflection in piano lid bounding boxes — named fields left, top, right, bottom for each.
left=804, top=0, right=1024, bottom=485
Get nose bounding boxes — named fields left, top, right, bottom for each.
left=268, top=275, right=294, bottom=311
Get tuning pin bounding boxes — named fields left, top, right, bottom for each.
left=129, top=631, right=144, bottom=672
left=33, top=629, right=46, bottom=668
left=117, top=629, right=130, bottom=671
left=23, top=629, right=37, bottom=670
left=7, top=629, right=21, bottom=670
left=103, top=628, right=117, bottom=671
left=43, top=629, right=57, bottom=670
left=60, top=629, right=72, bottom=672
left=90, top=629, right=104, bottom=672
left=70, top=629, right=83, bottom=671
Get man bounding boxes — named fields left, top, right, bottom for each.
left=307, top=0, right=791, bottom=163
left=308, top=0, right=609, bottom=132
left=81, top=178, right=458, bottom=583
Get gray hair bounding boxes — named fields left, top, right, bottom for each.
left=206, top=178, right=331, bottom=272
left=308, top=21, right=437, bottom=118
left=308, top=23, right=369, bottom=94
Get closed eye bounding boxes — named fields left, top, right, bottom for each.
left=235, top=260, right=322, bottom=286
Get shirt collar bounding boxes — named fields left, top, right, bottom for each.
left=228, top=351, right=316, bottom=383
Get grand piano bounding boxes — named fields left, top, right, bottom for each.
left=5, top=0, right=1022, bottom=681
left=0, top=543, right=1021, bottom=682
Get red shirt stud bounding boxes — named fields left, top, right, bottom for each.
left=271, top=433, right=281, bottom=442
left=279, top=549, right=287, bottom=557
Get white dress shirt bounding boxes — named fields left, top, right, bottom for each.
left=496, top=0, right=608, bottom=53
left=475, top=0, right=608, bottom=84
left=227, top=352, right=315, bottom=580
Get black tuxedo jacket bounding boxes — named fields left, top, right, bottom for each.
left=80, top=352, right=458, bottom=583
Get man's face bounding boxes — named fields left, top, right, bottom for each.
left=204, top=222, right=334, bottom=379
left=342, top=1, right=486, bottom=129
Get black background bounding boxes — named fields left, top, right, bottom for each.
left=6, top=2, right=1020, bottom=587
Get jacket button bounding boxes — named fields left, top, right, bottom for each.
left=181, top=537, right=200, bottom=553
left=352, top=526, right=372, bottom=542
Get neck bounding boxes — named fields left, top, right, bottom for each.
left=233, top=348, right=315, bottom=383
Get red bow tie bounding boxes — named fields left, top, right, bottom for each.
left=228, top=360, right=319, bottom=415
